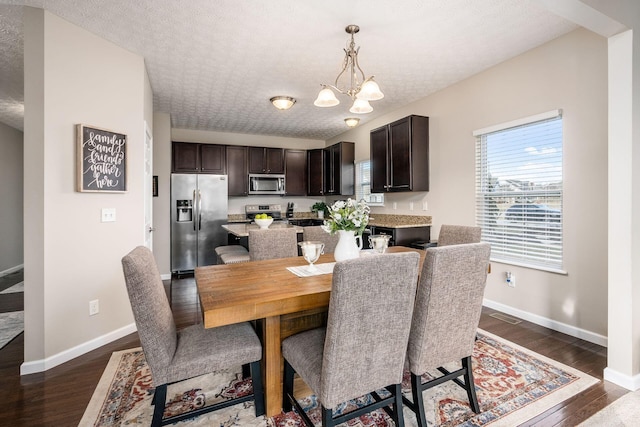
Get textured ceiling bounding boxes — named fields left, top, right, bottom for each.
left=0, top=0, right=578, bottom=140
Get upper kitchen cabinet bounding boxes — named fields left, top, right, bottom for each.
left=226, top=145, right=248, bottom=196
left=284, top=149, right=307, bottom=196
left=248, top=147, right=284, bottom=174
left=307, top=149, right=325, bottom=196
left=172, top=142, right=226, bottom=174
left=370, top=115, right=429, bottom=192
left=324, top=141, right=355, bottom=196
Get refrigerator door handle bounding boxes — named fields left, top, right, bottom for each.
left=198, top=190, right=202, bottom=231
left=193, top=189, right=197, bottom=231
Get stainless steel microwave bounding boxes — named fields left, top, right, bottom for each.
left=248, top=174, right=286, bottom=195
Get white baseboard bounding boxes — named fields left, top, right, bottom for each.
left=604, top=367, right=640, bottom=391
left=483, top=298, right=608, bottom=347
left=0, top=264, right=24, bottom=277
left=20, top=322, right=137, bottom=376
left=161, top=273, right=171, bottom=280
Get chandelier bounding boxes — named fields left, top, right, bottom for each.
left=314, top=25, right=384, bottom=114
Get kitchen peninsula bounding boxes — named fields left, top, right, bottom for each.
left=222, top=222, right=303, bottom=237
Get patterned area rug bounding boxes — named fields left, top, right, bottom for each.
left=578, top=389, right=640, bottom=426
left=79, top=330, right=598, bottom=426
left=0, top=311, right=23, bottom=349
left=0, top=281, right=24, bottom=294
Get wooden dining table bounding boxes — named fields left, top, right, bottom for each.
left=195, top=246, right=425, bottom=417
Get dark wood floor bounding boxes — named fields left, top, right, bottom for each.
left=0, top=273, right=628, bottom=426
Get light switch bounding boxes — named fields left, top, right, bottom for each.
left=101, top=208, right=116, bottom=222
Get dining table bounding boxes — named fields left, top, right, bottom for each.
left=195, top=246, right=426, bottom=417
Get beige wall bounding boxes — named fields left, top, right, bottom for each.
left=328, top=28, right=609, bottom=341
left=0, top=122, right=23, bottom=273
left=153, top=112, right=172, bottom=277
left=23, top=8, right=151, bottom=370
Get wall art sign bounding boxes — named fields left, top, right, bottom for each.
left=76, top=124, right=127, bottom=192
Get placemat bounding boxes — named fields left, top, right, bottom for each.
left=287, top=262, right=336, bottom=277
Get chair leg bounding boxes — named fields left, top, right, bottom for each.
left=151, top=384, right=167, bottom=427
left=283, top=359, right=295, bottom=413
left=411, top=373, right=427, bottom=427
left=462, top=356, right=480, bottom=413
left=391, top=383, right=405, bottom=427
left=250, top=360, right=265, bottom=417
left=321, top=406, right=335, bottom=427
left=242, top=363, right=251, bottom=379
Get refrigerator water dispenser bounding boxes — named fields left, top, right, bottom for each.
left=176, top=200, right=193, bottom=222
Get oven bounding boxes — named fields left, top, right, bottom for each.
left=245, top=204, right=284, bottom=222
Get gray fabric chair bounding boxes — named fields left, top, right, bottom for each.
left=302, top=226, right=340, bottom=254
left=437, top=224, right=482, bottom=246
left=403, top=243, right=491, bottom=427
left=215, top=245, right=248, bottom=264
left=248, top=227, right=298, bottom=261
left=121, top=246, right=264, bottom=426
left=282, top=252, right=421, bottom=427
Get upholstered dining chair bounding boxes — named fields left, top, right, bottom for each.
left=436, top=224, right=482, bottom=246
left=282, top=252, right=421, bottom=427
left=302, top=226, right=340, bottom=253
left=121, top=246, right=265, bottom=426
left=248, top=227, right=298, bottom=261
left=403, top=242, right=491, bottom=427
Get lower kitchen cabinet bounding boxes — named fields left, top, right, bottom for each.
left=370, top=226, right=430, bottom=247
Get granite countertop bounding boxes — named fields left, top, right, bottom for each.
left=368, top=214, right=432, bottom=229
left=222, top=222, right=303, bottom=237
left=225, top=213, right=431, bottom=229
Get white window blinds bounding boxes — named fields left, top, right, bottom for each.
left=356, top=160, right=384, bottom=206
left=475, top=111, right=563, bottom=271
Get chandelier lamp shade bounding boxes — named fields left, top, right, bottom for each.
left=314, top=25, right=384, bottom=114
left=270, top=96, right=296, bottom=110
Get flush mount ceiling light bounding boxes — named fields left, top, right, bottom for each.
left=270, top=96, right=296, bottom=110
left=314, top=24, right=384, bottom=114
left=344, top=117, right=360, bottom=127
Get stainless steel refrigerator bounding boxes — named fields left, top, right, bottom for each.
left=171, top=174, right=228, bottom=273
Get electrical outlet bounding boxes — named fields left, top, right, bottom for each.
left=409, top=202, right=414, bottom=211
left=101, top=208, right=116, bottom=222
left=506, top=272, right=516, bottom=288
left=392, top=202, right=397, bottom=210
left=89, top=299, right=99, bottom=315
left=422, top=201, right=428, bottom=211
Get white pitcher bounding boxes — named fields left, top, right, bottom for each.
left=334, top=230, right=363, bottom=262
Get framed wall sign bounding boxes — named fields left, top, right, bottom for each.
left=76, top=124, right=127, bottom=192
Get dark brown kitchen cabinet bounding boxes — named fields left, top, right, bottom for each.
left=307, top=149, right=325, bottom=196
left=172, top=142, right=226, bottom=174
left=324, top=141, right=355, bottom=196
left=284, top=149, right=307, bottom=196
left=370, top=225, right=431, bottom=247
left=226, top=145, right=248, bottom=196
left=248, top=147, right=284, bottom=174
left=370, top=115, right=429, bottom=192
left=200, top=144, right=226, bottom=173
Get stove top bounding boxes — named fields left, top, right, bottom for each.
left=245, top=204, right=283, bottom=221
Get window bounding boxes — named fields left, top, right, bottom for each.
left=355, top=160, right=384, bottom=206
left=474, top=110, right=563, bottom=272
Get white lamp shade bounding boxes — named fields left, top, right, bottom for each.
left=314, top=87, right=340, bottom=107
left=349, top=99, right=373, bottom=114
left=344, top=117, right=360, bottom=127
left=270, top=96, right=296, bottom=110
left=357, top=79, right=384, bottom=101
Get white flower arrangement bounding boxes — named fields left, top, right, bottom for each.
left=321, top=198, right=370, bottom=235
